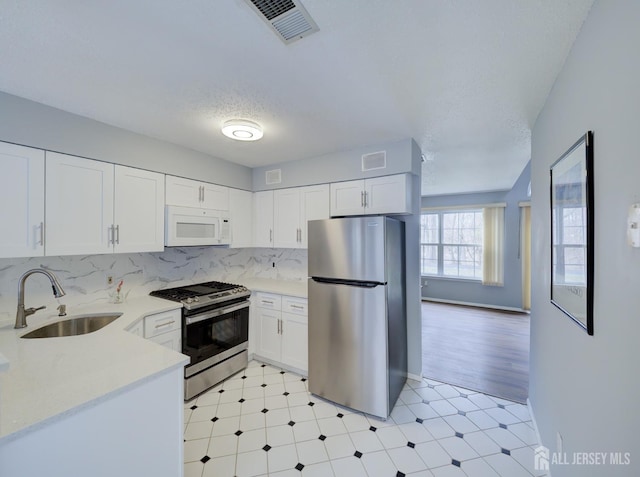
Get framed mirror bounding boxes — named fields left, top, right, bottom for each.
left=550, top=131, right=594, bottom=335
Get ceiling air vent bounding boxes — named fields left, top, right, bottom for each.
left=265, top=169, right=282, bottom=185
left=244, top=0, right=319, bottom=44
left=362, top=151, right=387, bottom=171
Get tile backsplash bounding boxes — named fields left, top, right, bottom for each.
left=0, top=247, right=307, bottom=323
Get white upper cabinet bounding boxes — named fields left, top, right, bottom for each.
left=46, top=153, right=165, bottom=256
left=113, top=166, right=165, bottom=253
left=253, top=190, right=274, bottom=248
left=329, top=179, right=365, bottom=217
left=300, top=184, right=330, bottom=247
left=274, top=188, right=301, bottom=249
left=165, top=175, right=229, bottom=211
left=330, top=174, right=412, bottom=217
left=274, top=184, right=329, bottom=249
left=0, top=142, right=45, bottom=258
left=45, top=152, right=114, bottom=256
left=229, top=188, right=253, bottom=248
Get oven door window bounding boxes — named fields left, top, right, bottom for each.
left=184, top=306, right=249, bottom=366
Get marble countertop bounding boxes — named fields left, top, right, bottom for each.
left=240, top=278, right=308, bottom=298
left=0, top=296, right=189, bottom=443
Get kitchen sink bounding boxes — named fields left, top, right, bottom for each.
left=20, top=313, right=123, bottom=339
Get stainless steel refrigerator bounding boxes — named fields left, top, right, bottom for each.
left=308, top=216, right=407, bottom=419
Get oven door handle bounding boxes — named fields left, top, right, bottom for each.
left=185, top=301, right=250, bottom=326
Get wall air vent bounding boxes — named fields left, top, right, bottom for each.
left=265, top=169, right=282, bottom=185
left=244, top=0, right=319, bottom=44
left=362, top=151, right=387, bottom=171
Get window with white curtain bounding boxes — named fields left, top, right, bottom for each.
left=421, top=205, right=505, bottom=285
left=420, top=209, right=484, bottom=279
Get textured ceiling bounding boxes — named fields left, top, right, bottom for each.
left=0, top=0, right=593, bottom=195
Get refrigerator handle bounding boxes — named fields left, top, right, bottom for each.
left=311, top=277, right=383, bottom=288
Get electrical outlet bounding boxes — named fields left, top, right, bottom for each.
left=107, top=276, right=113, bottom=285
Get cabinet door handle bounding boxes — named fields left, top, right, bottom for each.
left=291, top=304, right=304, bottom=310
left=108, top=225, right=113, bottom=245
left=201, top=186, right=205, bottom=203
left=39, top=222, right=44, bottom=246
left=115, top=225, right=120, bottom=244
left=270, top=229, right=273, bottom=243
left=155, top=320, right=176, bottom=329
left=261, top=300, right=274, bottom=306
left=280, top=319, right=283, bottom=334
left=360, top=191, right=364, bottom=207
left=363, top=191, right=368, bottom=208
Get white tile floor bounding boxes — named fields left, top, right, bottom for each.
left=184, top=361, right=543, bottom=477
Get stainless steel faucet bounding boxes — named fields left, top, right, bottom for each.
left=14, top=269, right=66, bottom=329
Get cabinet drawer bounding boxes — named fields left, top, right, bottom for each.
left=282, top=296, right=307, bottom=316
left=144, top=309, right=181, bottom=339
left=255, top=292, right=282, bottom=310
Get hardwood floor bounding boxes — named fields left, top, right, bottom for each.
left=421, top=301, right=530, bottom=403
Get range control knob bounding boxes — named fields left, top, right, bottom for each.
left=185, top=297, right=194, bottom=304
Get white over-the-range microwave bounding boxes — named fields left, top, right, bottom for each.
left=165, top=205, right=231, bottom=246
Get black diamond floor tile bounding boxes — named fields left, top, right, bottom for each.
left=200, top=455, right=210, bottom=464
left=318, top=435, right=326, bottom=441
left=458, top=411, right=466, bottom=416
left=261, top=408, right=269, bottom=413
left=354, top=451, right=363, bottom=458
left=190, top=405, right=197, bottom=410
left=407, top=441, right=415, bottom=448
left=235, top=430, right=243, bottom=436
left=263, top=444, right=271, bottom=452
left=288, top=421, right=296, bottom=426
left=211, top=417, right=218, bottom=422
left=336, top=413, right=344, bottom=418
left=455, top=432, right=464, bottom=438
left=295, top=463, right=304, bottom=471
left=501, top=448, right=511, bottom=455
left=415, top=418, right=423, bottom=424
left=499, top=423, right=508, bottom=429
left=452, top=459, right=461, bottom=467
left=369, top=426, right=377, bottom=432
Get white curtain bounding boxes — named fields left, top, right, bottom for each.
left=521, top=206, right=531, bottom=310
left=482, top=206, right=505, bottom=286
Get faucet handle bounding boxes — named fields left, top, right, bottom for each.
left=24, top=305, right=46, bottom=317
left=57, top=304, right=67, bottom=316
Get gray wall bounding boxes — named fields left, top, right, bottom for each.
left=252, top=138, right=419, bottom=190
left=530, top=1, right=639, bottom=476
left=421, top=162, right=531, bottom=310
left=0, top=92, right=252, bottom=190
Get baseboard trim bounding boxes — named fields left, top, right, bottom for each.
left=422, top=297, right=528, bottom=314
left=407, top=372, right=423, bottom=382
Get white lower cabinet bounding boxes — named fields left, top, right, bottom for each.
left=254, top=292, right=308, bottom=373
left=130, top=308, right=182, bottom=353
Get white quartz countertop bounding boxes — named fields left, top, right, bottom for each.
left=240, top=278, right=308, bottom=298
left=0, top=296, right=189, bottom=443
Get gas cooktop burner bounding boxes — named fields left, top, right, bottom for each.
left=150, top=280, right=250, bottom=310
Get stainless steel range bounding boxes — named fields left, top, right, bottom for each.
left=150, top=281, right=251, bottom=400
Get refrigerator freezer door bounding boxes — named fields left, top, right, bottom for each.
left=308, top=217, right=386, bottom=283
left=308, top=278, right=389, bottom=418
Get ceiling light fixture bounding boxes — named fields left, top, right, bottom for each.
left=221, top=119, right=264, bottom=141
